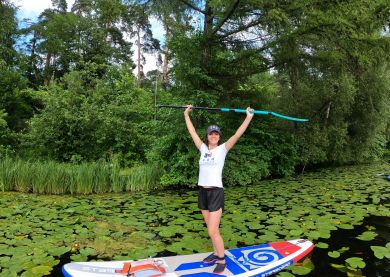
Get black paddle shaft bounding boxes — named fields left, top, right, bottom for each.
left=157, top=105, right=221, bottom=111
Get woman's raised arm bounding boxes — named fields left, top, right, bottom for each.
left=184, top=105, right=203, bottom=149
left=225, top=107, right=254, bottom=151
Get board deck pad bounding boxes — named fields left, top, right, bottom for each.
left=63, top=239, right=314, bottom=277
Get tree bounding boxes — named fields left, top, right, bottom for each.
left=21, top=0, right=134, bottom=86
left=149, top=0, right=190, bottom=89
left=26, top=65, right=153, bottom=166
left=0, top=0, right=18, bottom=65
left=123, top=1, right=160, bottom=86
left=0, top=1, right=37, bottom=134
left=151, top=0, right=390, bottom=185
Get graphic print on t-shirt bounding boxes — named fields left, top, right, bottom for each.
left=201, top=151, right=216, bottom=165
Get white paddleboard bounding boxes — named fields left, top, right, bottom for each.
left=62, top=239, right=314, bottom=277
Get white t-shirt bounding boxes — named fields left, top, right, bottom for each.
left=198, top=143, right=228, bottom=188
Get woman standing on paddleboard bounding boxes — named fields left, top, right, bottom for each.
left=184, top=105, right=254, bottom=274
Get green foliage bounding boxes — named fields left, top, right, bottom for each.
left=0, top=61, right=36, bottom=133
left=0, top=0, right=389, bottom=188
left=0, top=0, right=18, bottom=65
left=0, top=110, right=15, bottom=155
left=22, top=0, right=133, bottom=86
left=25, top=65, right=153, bottom=166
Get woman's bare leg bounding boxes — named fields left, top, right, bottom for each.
left=203, top=208, right=225, bottom=263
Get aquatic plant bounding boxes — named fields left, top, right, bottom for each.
left=0, top=163, right=389, bottom=276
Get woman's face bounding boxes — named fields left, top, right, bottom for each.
left=207, top=131, right=220, bottom=145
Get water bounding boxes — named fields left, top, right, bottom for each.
left=308, top=216, right=390, bottom=277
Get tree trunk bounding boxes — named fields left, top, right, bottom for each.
left=44, top=52, right=52, bottom=86
left=30, top=31, right=37, bottom=64
left=28, top=30, right=37, bottom=82
left=162, top=17, right=169, bottom=90
left=202, top=1, right=213, bottom=74
left=136, top=26, right=141, bottom=87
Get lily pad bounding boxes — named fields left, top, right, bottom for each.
left=370, top=246, right=390, bottom=259
left=315, top=242, right=328, bottom=249
left=290, top=264, right=312, bottom=275
left=328, top=251, right=340, bottom=258
left=338, top=247, right=350, bottom=254
left=345, top=257, right=366, bottom=269
left=31, top=265, right=53, bottom=275
left=338, top=223, right=354, bottom=230
left=80, top=247, right=97, bottom=257
left=356, top=231, right=377, bottom=241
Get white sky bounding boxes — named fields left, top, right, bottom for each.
left=12, top=0, right=160, bottom=73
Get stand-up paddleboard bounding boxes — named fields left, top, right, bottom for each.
left=63, top=239, right=314, bottom=277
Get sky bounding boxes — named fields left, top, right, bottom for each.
left=12, top=0, right=161, bottom=73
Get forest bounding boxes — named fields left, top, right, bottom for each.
left=1, top=0, right=390, bottom=191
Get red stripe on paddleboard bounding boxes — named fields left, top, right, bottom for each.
left=269, top=241, right=301, bottom=257
left=293, top=244, right=315, bottom=262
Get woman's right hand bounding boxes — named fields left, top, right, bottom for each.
left=184, top=105, right=193, bottom=116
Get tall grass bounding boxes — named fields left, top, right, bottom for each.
left=31, top=161, right=49, bottom=194
left=39, top=161, right=68, bottom=194
left=111, top=162, right=124, bottom=193
left=0, top=158, right=163, bottom=194
left=75, top=163, right=95, bottom=194
left=124, top=164, right=162, bottom=191
left=93, top=162, right=111, bottom=193
left=0, top=157, right=14, bottom=191
left=13, top=159, right=32, bottom=192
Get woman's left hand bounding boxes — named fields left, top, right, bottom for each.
left=246, top=107, right=254, bottom=119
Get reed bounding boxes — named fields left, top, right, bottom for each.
left=111, top=162, right=124, bottom=193
left=45, top=161, right=68, bottom=194
left=93, top=161, right=110, bottom=193
left=0, top=157, right=14, bottom=191
left=125, top=164, right=162, bottom=191
left=66, top=165, right=77, bottom=194
left=0, top=158, right=163, bottom=194
left=13, top=159, right=32, bottom=193
left=31, top=160, right=50, bottom=194
left=75, top=162, right=95, bottom=194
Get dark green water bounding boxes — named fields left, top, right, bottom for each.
left=308, top=216, right=390, bottom=277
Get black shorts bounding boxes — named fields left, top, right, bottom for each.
left=198, top=187, right=224, bottom=212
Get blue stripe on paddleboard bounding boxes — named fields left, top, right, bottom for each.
left=225, top=255, right=246, bottom=275
left=62, top=266, right=73, bottom=277
left=181, top=273, right=226, bottom=277
left=175, top=261, right=215, bottom=271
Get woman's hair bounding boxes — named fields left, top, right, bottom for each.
left=204, top=133, right=222, bottom=147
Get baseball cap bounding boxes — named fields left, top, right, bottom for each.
left=207, top=125, right=221, bottom=135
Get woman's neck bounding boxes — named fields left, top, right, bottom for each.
left=208, top=144, right=218, bottom=150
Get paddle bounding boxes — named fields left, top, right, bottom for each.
left=157, top=105, right=309, bottom=122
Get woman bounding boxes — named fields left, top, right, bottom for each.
left=184, top=105, right=254, bottom=274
